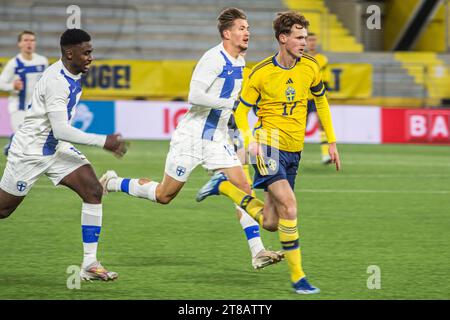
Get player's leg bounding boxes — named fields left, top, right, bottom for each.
left=202, top=138, right=267, bottom=257
left=266, top=180, right=302, bottom=278
left=261, top=190, right=280, bottom=231
left=220, top=166, right=283, bottom=268
left=197, top=145, right=319, bottom=293
left=57, top=164, right=117, bottom=281
left=101, top=171, right=184, bottom=205
left=59, top=164, right=103, bottom=203
left=267, top=179, right=319, bottom=294
left=220, top=166, right=261, bottom=255
left=0, top=150, right=41, bottom=218
left=197, top=143, right=277, bottom=232
left=221, top=131, right=284, bottom=268
left=0, top=189, right=25, bottom=219
left=101, top=135, right=198, bottom=204
left=47, top=145, right=116, bottom=281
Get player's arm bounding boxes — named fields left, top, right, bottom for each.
left=46, top=80, right=127, bottom=157
left=234, top=99, right=253, bottom=148
left=311, top=72, right=340, bottom=170
left=235, top=73, right=260, bottom=150
left=188, top=80, right=235, bottom=109
left=188, top=54, right=235, bottom=110
left=0, top=59, right=21, bottom=91
left=313, top=94, right=340, bottom=170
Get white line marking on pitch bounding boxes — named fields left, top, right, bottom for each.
left=30, top=185, right=450, bottom=195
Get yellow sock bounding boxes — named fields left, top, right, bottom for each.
left=278, top=218, right=305, bottom=283
left=319, top=129, right=329, bottom=159
left=242, top=164, right=256, bottom=197
left=218, top=181, right=263, bottom=225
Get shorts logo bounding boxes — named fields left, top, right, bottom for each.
left=17, top=181, right=27, bottom=192
left=267, top=158, right=277, bottom=172
left=70, top=146, right=83, bottom=156
left=176, top=166, right=186, bottom=177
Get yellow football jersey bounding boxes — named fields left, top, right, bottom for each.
left=307, top=52, right=330, bottom=100
left=236, top=53, right=336, bottom=152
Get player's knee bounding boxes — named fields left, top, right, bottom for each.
left=280, top=202, right=297, bottom=220
left=84, top=182, right=103, bottom=203
left=263, top=221, right=278, bottom=232
left=155, top=186, right=177, bottom=205
left=0, top=207, right=15, bottom=219
left=156, top=194, right=174, bottom=205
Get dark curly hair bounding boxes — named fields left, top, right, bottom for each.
left=60, top=29, right=91, bottom=54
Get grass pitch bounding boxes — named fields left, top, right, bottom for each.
left=0, top=138, right=449, bottom=300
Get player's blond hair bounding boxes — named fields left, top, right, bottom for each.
left=217, top=7, right=247, bottom=39
left=273, top=11, right=310, bottom=41
left=18, top=30, right=36, bottom=42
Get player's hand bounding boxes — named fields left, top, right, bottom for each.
left=104, top=134, right=129, bottom=158
left=329, top=142, right=341, bottom=171
left=13, top=79, right=24, bottom=91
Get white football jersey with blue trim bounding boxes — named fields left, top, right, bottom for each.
left=0, top=53, right=48, bottom=113
left=176, top=43, right=245, bottom=142
left=10, top=60, right=82, bottom=156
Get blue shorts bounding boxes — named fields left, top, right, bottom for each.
left=252, top=145, right=301, bottom=191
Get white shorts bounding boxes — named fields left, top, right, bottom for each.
left=0, top=142, right=90, bottom=196
left=165, top=132, right=241, bottom=182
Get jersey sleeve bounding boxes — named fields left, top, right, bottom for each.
left=239, top=71, right=260, bottom=108
left=48, top=111, right=106, bottom=147
left=314, top=94, right=336, bottom=143
left=0, top=59, right=17, bottom=91
left=190, top=52, right=223, bottom=88
left=310, top=62, right=326, bottom=97
left=234, top=101, right=254, bottom=147
left=45, top=77, right=70, bottom=114
left=235, top=72, right=260, bottom=147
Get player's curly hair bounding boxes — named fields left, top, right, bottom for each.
left=60, top=29, right=91, bottom=49
left=273, top=11, right=310, bottom=41
left=217, top=7, right=247, bottom=39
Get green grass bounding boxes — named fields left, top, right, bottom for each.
left=0, top=138, right=449, bottom=299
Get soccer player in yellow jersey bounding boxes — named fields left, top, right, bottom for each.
left=305, top=32, right=332, bottom=164
left=197, top=11, right=341, bottom=294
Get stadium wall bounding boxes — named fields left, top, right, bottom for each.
left=0, top=58, right=372, bottom=100
left=1, top=98, right=449, bottom=145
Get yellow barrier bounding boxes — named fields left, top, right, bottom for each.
left=0, top=58, right=372, bottom=99
left=326, top=63, right=372, bottom=99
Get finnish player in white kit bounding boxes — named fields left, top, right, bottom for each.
left=0, top=31, right=48, bottom=155
left=101, top=8, right=283, bottom=269
left=0, top=29, right=128, bottom=281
